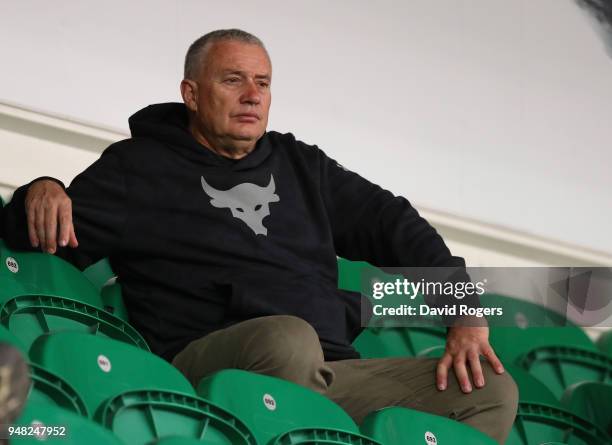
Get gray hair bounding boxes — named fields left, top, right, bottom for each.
left=184, top=29, right=267, bottom=79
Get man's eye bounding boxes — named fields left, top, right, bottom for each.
left=258, top=82, right=270, bottom=89
left=225, top=78, right=240, bottom=84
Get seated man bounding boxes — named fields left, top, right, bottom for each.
left=1, top=29, right=517, bottom=444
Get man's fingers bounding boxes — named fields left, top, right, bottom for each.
left=68, top=224, right=78, bottom=248
left=35, top=204, right=46, bottom=251
left=44, top=204, right=58, bottom=254
left=436, top=353, right=452, bottom=391
left=467, top=350, right=485, bottom=388
left=58, top=202, right=73, bottom=247
left=482, top=344, right=505, bottom=374
left=453, top=353, right=472, bottom=393
left=27, top=204, right=39, bottom=248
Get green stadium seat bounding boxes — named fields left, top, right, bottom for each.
left=98, top=390, right=256, bottom=445
left=28, top=362, right=88, bottom=416
left=417, top=344, right=446, bottom=358
left=197, top=369, right=381, bottom=445
left=0, top=293, right=148, bottom=352
left=101, top=281, right=130, bottom=322
left=561, top=381, right=612, bottom=437
left=503, top=364, right=611, bottom=444
left=12, top=399, right=125, bottom=444
left=337, top=258, right=370, bottom=292
left=507, top=402, right=610, bottom=445
left=597, top=329, right=612, bottom=358
left=83, top=257, right=116, bottom=291
left=353, top=326, right=446, bottom=358
left=0, top=323, right=27, bottom=353
left=506, top=364, right=559, bottom=407
left=483, top=294, right=597, bottom=364
left=28, top=332, right=194, bottom=418
left=0, top=240, right=103, bottom=308
left=360, top=406, right=497, bottom=445
left=516, top=345, right=612, bottom=399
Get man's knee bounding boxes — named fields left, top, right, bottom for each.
left=237, top=315, right=324, bottom=370
left=485, top=363, right=518, bottom=408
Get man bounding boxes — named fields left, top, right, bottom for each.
left=1, top=29, right=517, bottom=443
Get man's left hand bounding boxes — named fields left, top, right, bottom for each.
left=436, top=319, right=504, bottom=393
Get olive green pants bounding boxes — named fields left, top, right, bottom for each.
left=172, top=315, right=518, bottom=444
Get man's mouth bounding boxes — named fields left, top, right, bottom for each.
left=234, top=113, right=260, bottom=122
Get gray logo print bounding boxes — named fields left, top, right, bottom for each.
left=201, top=175, right=280, bottom=236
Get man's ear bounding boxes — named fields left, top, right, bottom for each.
left=180, top=79, right=198, bottom=112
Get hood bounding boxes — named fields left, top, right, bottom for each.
left=128, top=102, right=272, bottom=169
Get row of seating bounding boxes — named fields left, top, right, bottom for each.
left=1, top=212, right=610, bottom=443
left=2, top=326, right=501, bottom=444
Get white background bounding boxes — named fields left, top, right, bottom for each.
left=1, top=0, right=611, bottom=254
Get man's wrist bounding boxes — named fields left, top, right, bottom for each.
left=28, top=176, right=66, bottom=190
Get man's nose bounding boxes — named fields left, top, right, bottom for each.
left=240, top=80, right=261, bottom=105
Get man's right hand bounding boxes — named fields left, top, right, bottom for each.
left=25, top=179, right=78, bottom=254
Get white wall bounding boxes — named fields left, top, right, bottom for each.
left=1, top=0, right=611, bottom=255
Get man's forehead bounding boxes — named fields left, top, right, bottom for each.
left=207, top=41, right=271, bottom=75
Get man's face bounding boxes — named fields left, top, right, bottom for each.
left=187, top=40, right=272, bottom=151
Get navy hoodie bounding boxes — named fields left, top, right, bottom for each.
left=1, top=103, right=469, bottom=362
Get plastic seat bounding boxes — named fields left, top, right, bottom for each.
left=337, top=258, right=370, bottom=292
left=0, top=323, right=27, bottom=353
left=360, top=406, right=497, bottom=445
left=483, top=294, right=597, bottom=364
left=27, top=362, right=88, bottom=416
left=516, top=345, right=612, bottom=399
left=0, top=292, right=148, bottom=352
left=0, top=240, right=103, bottom=308
left=507, top=402, right=610, bottom=445
left=597, top=329, right=612, bottom=358
left=506, top=364, right=559, bottom=407
left=29, top=332, right=194, bottom=418
left=503, top=364, right=611, bottom=444
left=561, top=381, right=612, bottom=437
left=12, top=399, right=125, bottom=444
left=101, top=281, right=130, bottom=322
left=197, top=369, right=381, bottom=445
left=353, top=326, right=446, bottom=358
left=83, top=257, right=116, bottom=291
left=99, top=389, right=257, bottom=445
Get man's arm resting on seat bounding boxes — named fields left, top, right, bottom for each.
left=1, top=177, right=77, bottom=254
left=1, top=144, right=129, bottom=270
left=317, top=146, right=504, bottom=393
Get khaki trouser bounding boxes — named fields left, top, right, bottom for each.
left=172, top=315, right=518, bottom=444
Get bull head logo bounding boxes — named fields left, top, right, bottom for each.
left=201, top=175, right=280, bottom=236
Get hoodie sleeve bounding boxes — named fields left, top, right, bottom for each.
left=1, top=143, right=129, bottom=271
left=317, top=146, right=480, bottom=323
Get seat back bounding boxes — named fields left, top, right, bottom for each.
left=99, top=390, right=257, bottom=445
left=517, top=345, right=612, bottom=399
left=101, top=280, right=129, bottom=322
left=27, top=362, right=88, bottom=416
left=597, top=329, right=612, bottom=358
left=0, top=293, right=148, bottom=351
left=507, top=401, right=610, bottom=445
left=29, top=332, right=194, bottom=417
left=353, top=326, right=446, bottom=358
left=0, top=240, right=103, bottom=308
left=83, top=257, right=116, bottom=291
left=561, top=381, right=612, bottom=437
left=361, top=406, right=497, bottom=445
left=197, top=369, right=379, bottom=445
left=483, top=294, right=597, bottom=364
